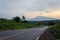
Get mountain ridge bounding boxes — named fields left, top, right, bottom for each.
left=28, top=16, right=56, bottom=21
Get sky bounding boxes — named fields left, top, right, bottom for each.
left=0, top=0, right=60, bottom=19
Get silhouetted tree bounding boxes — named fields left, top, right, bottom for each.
left=22, top=16, right=25, bottom=21
left=22, top=15, right=28, bottom=23
left=47, top=21, right=55, bottom=25
left=13, top=16, right=21, bottom=22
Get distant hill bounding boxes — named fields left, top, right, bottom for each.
left=28, top=16, right=56, bottom=21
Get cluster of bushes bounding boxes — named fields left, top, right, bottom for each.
left=36, top=20, right=58, bottom=26
left=0, top=16, right=39, bottom=30
left=49, top=23, right=60, bottom=40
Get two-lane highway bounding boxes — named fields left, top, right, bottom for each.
left=0, top=27, right=48, bottom=40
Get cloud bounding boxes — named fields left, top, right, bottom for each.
left=25, top=9, right=60, bottom=19
left=0, top=0, right=60, bottom=19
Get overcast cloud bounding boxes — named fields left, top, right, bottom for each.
left=0, top=0, right=60, bottom=19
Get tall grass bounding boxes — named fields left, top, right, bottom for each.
left=0, top=18, right=40, bottom=30
left=49, top=23, right=60, bottom=40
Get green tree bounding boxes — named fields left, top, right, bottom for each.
left=13, top=16, right=21, bottom=22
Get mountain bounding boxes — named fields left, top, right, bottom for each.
left=28, top=16, right=56, bottom=21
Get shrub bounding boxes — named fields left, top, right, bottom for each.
left=49, top=23, right=60, bottom=39
left=13, top=16, right=21, bottom=22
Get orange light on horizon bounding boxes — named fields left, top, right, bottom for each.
left=25, top=9, right=60, bottom=19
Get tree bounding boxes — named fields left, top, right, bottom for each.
left=13, top=16, right=21, bottom=22
left=22, top=15, right=28, bottom=23
left=22, top=16, right=25, bottom=21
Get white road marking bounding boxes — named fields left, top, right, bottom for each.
left=36, top=36, right=40, bottom=40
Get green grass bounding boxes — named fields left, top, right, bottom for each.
left=0, top=18, right=40, bottom=31
left=49, top=23, right=60, bottom=40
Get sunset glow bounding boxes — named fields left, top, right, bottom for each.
left=25, top=9, right=60, bottom=19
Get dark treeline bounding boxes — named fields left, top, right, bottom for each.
left=12, top=16, right=28, bottom=23
left=28, top=20, right=60, bottom=26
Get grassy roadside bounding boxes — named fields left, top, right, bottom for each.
left=49, top=23, right=60, bottom=40
left=0, top=18, right=40, bottom=31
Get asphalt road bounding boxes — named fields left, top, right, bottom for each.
left=0, top=27, right=48, bottom=40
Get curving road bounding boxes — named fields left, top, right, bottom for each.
left=0, top=27, right=48, bottom=40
